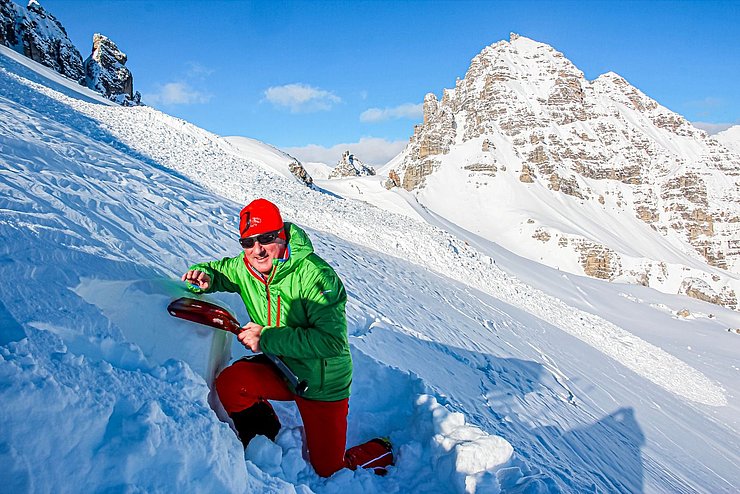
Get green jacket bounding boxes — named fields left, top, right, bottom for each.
left=189, top=223, right=352, bottom=401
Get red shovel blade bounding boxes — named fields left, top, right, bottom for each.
left=167, top=297, right=241, bottom=334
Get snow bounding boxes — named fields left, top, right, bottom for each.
left=715, top=125, right=740, bottom=155
left=223, top=135, right=304, bottom=182
left=0, top=44, right=111, bottom=105
left=1, top=44, right=739, bottom=493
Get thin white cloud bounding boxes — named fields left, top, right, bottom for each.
left=285, top=137, right=407, bottom=167
left=360, top=103, right=423, bottom=123
left=264, top=83, right=341, bottom=113
left=186, top=62, right=214, bottom=78
left=686, top=97, right=723, bottom=109
left=691, top=121, right=735, bottom=135
left=685, top=97, right=724, bottom=119
left=143, top=82, right=212, bottom=106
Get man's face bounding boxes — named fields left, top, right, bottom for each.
left=243, top=234, right=287, bottom=275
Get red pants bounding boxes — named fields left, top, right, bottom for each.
left=215, top=359, right=349, bottom=477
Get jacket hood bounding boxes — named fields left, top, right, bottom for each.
left=271, top=222, right=313, bottom=282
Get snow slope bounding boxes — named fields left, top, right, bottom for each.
left=715, top=125, right=740, bottom=155
left=1, top=45, right=739, bottom=493
left=223, top=135, right=304, bottom=182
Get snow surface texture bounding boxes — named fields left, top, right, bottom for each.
left=1, top=45, right=739, bottom=493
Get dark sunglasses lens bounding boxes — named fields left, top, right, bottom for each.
left=257, top=232, right=278, bottom=244
left=239, top=231, right=279, bottom=248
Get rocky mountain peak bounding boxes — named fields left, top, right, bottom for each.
left=0, top=0, right=84, bottom=83
left=386, top=34, right=740, bottom=310
left=328, top=150, right=376, bottom=179
left=84, top=33, right=140, bottom=106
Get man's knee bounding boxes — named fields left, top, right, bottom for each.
left=215, top=363, right=254, bottom=413
left=216, top=361, right=294, bottom=413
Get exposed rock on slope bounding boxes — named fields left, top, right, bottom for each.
left=84, top=33, right=140, bottom=106
left=288, top=159, right=314, bottom=188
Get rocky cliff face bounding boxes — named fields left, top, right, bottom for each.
left=387, top=33, right=740, bottom=309
left=1, top=1, right=140, bottom=106
left=84, top=33, right=140, bottom=106
left=0, top=0, right=84, bottom=83
left=328, top=150, right=376, bottom=179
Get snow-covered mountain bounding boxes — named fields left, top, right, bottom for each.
left=383, top=33, right=740, bottom=310
left=1, top=40, right=739, bottom=494
left=716, top=125, right=740, bottom=155
left=1, top=0, right=140, bottom=104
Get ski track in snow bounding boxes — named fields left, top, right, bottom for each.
left=1, top=48, right=738, bottom=493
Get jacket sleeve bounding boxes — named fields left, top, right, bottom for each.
left=260, top=264, right=348, bottom=359
left=187, top=255, right=242, bottom=294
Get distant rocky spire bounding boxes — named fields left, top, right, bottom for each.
left=328, top=150, right=376, bottom=179
left=84, top=33, right=141, bottom=106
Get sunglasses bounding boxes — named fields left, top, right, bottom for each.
left=239, top=229, right=282, bottom=248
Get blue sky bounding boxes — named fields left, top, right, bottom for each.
left=42, top=0, right=739, bottom=165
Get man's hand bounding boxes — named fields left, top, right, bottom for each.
left=237, top=322, right=263, bottom=353
left=181, top=270, right=212, bottom=290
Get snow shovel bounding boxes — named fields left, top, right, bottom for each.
left=167, top=297, right=309, bottom=395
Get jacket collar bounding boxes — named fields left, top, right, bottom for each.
left=242, top=223, right=313, bottom=283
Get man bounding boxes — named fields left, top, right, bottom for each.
left=182, top=198, right=353, bottom=477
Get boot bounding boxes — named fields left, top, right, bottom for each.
left=230, top=401, right=281, bottom=448
left=345, top=437, right=394, bottom=475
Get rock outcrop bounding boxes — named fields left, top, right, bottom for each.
left=0, top=1, right=20, bottom=48
left=679, top=278, right=737, bottom=310
left=288, top=159, right=314, bottom=188
left=383, top=169, right=401, bottom=189
left=1, top=1, right=140, bottom=106
left=84, top=33, right=140, bottom=106
left=0, top=0, right=84, bottom=83
left=328, top=150, right=376, bottom=179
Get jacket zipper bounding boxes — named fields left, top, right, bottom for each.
left=243, top=257, right=281, bottom=327
left=265, top=284, right=271, bottom=325
left=264, top=267, right=278, bottom=325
